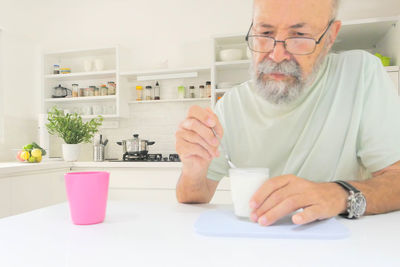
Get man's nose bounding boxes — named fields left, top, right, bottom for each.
left=268, top=41, right=291, bottom=63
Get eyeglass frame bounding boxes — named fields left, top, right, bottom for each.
left=245, top=19, right=335, bottom=55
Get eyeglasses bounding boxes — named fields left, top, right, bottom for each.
left=245, top=20, right=334, bottom=55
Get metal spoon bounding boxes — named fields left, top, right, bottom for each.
left=211, top=127, right=236, bottom=168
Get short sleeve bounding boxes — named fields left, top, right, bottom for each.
left=207, top=98, right=229, bottom=181
left=357, top=55, right=400, bottom=173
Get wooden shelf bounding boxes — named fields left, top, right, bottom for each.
left=44, top=70, right=117, bottom=81
left=44, top=95, right=116, bottom=103
left=128, top=98, right=211, bottom=104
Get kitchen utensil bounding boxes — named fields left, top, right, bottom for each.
left=103, top=139, right=108, bottom=146
left=219, top=49, right=243, bottom=62
left=52, top=84, right=70, bottom=98
left=65, top=171, right=109, bottom=225
left=195, top=209, right=350, bottom=239
left=211, top=127, right=236, bottom=168
left=116, top=134, right=155, bottom=155
left=93, top=144, right=105, bottom=162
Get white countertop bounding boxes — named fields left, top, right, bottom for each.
left=0, top=201, right=398, bottom=267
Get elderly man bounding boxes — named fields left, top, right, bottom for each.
left=175, top=0, right=400, bottom=226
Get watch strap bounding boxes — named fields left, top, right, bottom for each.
left=334, top=180, right=360, bottom=194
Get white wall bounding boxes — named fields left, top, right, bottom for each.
left=0, top=0, right=400, bottom=161
left=0, top=29, right=41, bottom=161
left=376, top=22, right=400, bottom=65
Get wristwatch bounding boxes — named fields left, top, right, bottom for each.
left=333, top=180, right=367, bottom=219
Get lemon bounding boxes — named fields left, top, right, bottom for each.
left=20, top=151, right=30, bottom=161
left=31, top=149, right=42, bottom=158
left=36, top=155, right=42, bottom=163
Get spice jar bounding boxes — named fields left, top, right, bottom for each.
left=88, top=86, right=95, bottom=97
left=177, top=86, right=185, bottom=99
left=189, top=86, right=196, bottom=98
left=53, top=64, right=60, bottom=74
left=100, top=85, right=108, bottom=96
left=94, top=86, right=100, bottom=96
left=206, top=81, right=211, bottom=98
left=136, top=86, right=143, bottom=101
left=107, top=82, right=116, bottom=95
left=199, top=85, right=205, bottom=98
left=72, top=84, right=79, bottom=97
left=145, top=86, right=153, bottom=100
left=79, top=88, right=85, bottom=97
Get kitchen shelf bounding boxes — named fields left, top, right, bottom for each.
left=82, top=114, right=119, bottom=119
left=214, top=60, right=251, bottom=71
left=128, top=98, right=211, bottom=104
left=333, top=16, right=399, bottom=51
left=120, top=66, right=211, bottom=81
left=44, top=70, right=117, bottom=81
left=44, top=95, right=117, bottom=103
left=215, top=89, right=230, bottom=94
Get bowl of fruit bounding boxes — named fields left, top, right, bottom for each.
left=14, top=142, right=47, bottom=163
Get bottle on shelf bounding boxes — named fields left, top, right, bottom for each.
left=154, top=81, right=160, bottom=100
left=72, top=84, right=79, bottom=97
left=100, top=85, right=108, bottom=96
left=189, top=86, right=196, bottom=98
left=145, top=86, right=153, bottom=100
left=136, top=86, right=143, bottom=101
left=177, top=86, right=185, bottom=99
left=107, top=81, right=116, bottom=95
left=53, top=64, right=60, bottom=74
left=199, top=85, right=205, bottom=98
left=206, top=81, right=211, bottom=98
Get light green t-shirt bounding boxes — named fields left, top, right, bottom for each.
left=207, top=50, right=400, bottom=182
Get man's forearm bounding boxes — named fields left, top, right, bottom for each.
left=350, top=169, right=400, bottom=215
left=176, top=170, right=212, bottom=204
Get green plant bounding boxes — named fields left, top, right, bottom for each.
left=46, top=107, right=103, bottom=144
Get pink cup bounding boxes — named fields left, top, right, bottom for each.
left=65, top=171, right=110, bottom=225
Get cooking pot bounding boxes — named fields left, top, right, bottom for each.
left=52, top=84, right=71, bottom=98
left=116, top=134, right=155, bottom=155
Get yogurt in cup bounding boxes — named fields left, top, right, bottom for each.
left=229, top=168, right=269, bottom=218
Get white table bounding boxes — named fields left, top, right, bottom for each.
left=0, top=201, right=399, bottom=267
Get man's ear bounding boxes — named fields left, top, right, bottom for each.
left=328, top=20, right=342, bottom=46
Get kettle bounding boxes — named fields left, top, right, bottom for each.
left=52, top=84, right=71, bottom=98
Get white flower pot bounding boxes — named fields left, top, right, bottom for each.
left=62, top=144, right=81, bottom=162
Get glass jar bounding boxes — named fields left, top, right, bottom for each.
left=88, top=86, right=95, bottom=97
left=79, top=88, right=85, bottom=97
left=100, top=85, right=108, bottom=96
left=53, top=64, right=60, bottom=74
left=94, top=86, right=100, bottom=96
left=199, top=85, right=205, bottom=98
left=136, top=86, right=143, bottom=101
left=154, top=81, right=160, bottom=100
left=206, top=81, right=211, bottom=98
left=177, top=86, right=185, bottom=99
left=72, top=84, right=79, bottom=97
left=189, top=86, right=195, bottom=98
left=145, top=86, right=153, bottom=100
left=107, top=82, right=116, bottom=95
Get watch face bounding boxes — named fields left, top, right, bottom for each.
left=350, top=192, right=366, bottom=218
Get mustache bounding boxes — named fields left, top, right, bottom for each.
left=256, top=59, right=302, bottom=80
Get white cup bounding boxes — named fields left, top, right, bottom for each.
left=94, top=59, right=104, bottom=71
left=83, top=59, right=92, bottom=72
left=229, top=168, right=269, bottom=218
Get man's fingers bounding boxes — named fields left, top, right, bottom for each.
left=180, top=119, right=219, bottom=148
left=176, top=128, right=219, bottom=158
left=188, top=105, right=217, bottom=128
left=257, top=195, right=308, bottom=226
left=249, top=175, right=293, bottom=210
left=176, top=138, right=212, bottom=161
left=205, top=107, right=223, bottom=137
left=292, top=205, right=325, bottom=225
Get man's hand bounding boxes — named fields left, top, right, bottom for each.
left=249, top=175, right=349, bottom=226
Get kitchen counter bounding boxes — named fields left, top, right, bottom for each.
left=0, top=201, right=398, bottom=267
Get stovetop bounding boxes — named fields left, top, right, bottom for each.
left=109, top=153, right=181, bottom=162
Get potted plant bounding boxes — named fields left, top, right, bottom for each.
left=46, top=107, right=103, bottom=161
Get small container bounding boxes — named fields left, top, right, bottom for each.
left=206, top=81, right=212, bottom=98
left=100, top=85, right=108, bottom=96
left=93, top=144, right=105, bottom=162
left=154, top=81, right=160, bottom=100
left=189, top=86, right=195, bottom=98
left=107, top=82, right=116, bottom=95
left=79, top=88, right=85, bottom=97
left=136, top=86, right=143, bottom=101
left=177, top=86, right=185, bottom=99
left=60, top=68, right=71, bottom=74
left=145, top=86, right=153, bottom=100
left=72, top=84, right=79, bottom=97
left=88, top=86, right=95, bottom=97
left=94, top=86, right=100, bottom=96
left=53, top=64, right=60, bottom=74
left=199, top=85, right=205, bottom=98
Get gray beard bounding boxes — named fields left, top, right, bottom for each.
left=250, top=48, right=329, bottom=105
